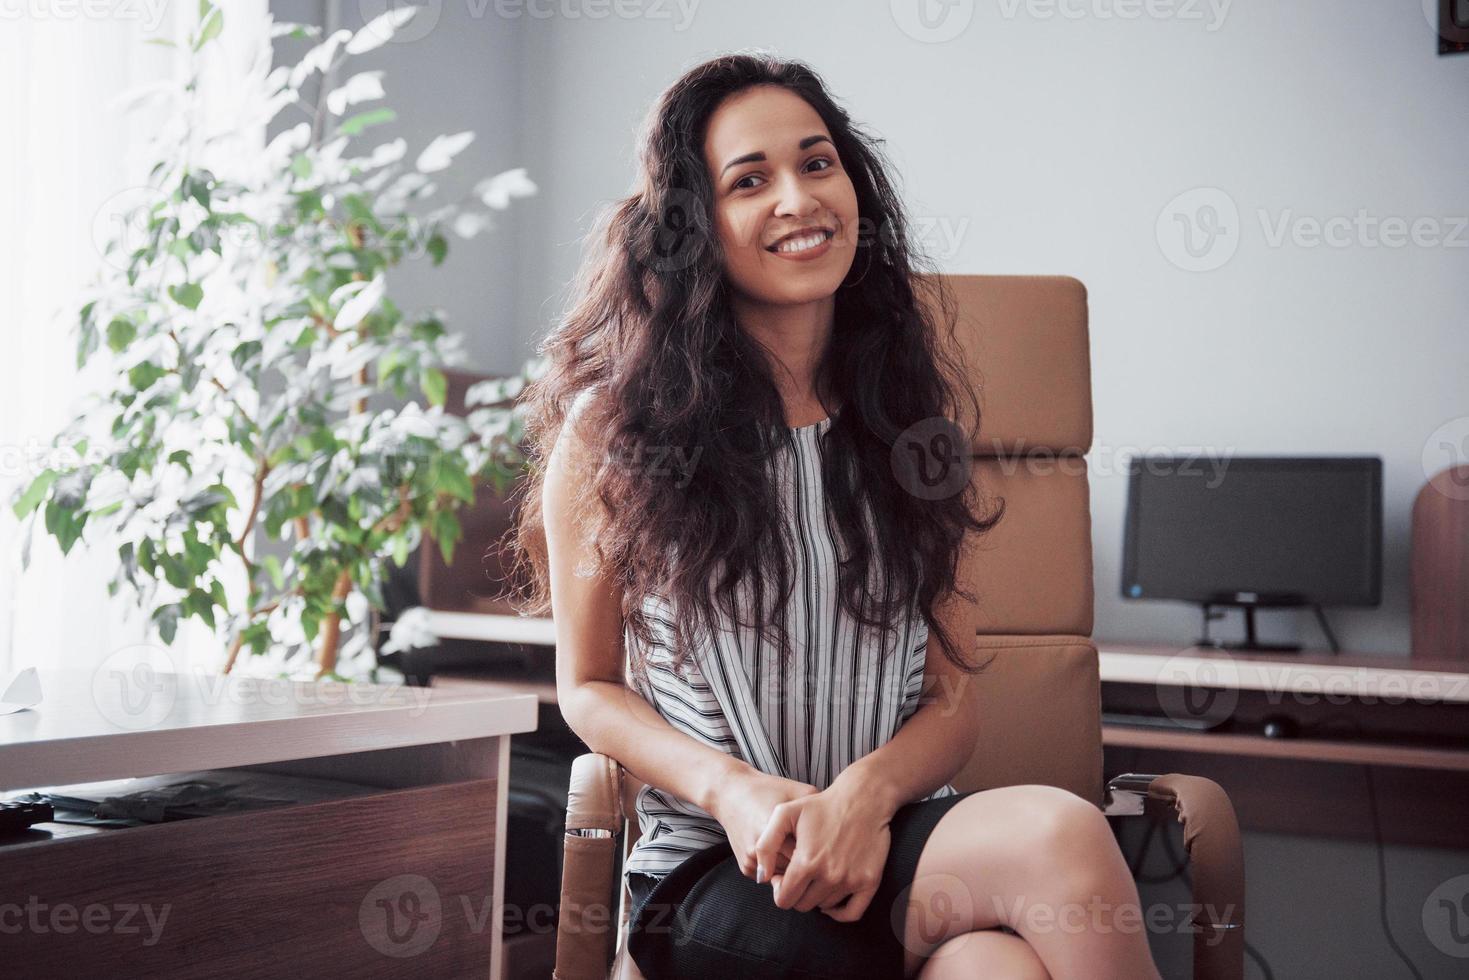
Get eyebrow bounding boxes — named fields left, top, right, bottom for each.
left=719, top=134, right=833, bottom=178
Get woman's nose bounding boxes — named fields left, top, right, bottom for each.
left=772, top=172, right=821, bottom=218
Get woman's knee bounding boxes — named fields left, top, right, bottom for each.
left=918, top=928, right=1051, bottom=980
left=1012, top=785, right=1112, bottom=853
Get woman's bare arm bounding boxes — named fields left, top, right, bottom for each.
left=543, top=404, right=752, bottom=815
left=826, top=528, right=986, bottom=816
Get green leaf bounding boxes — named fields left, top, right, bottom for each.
left=168, top=282, right=203, bottom=310
left=187, top=587, right=216, bottom=629
left=262, top=554, right=284, bottom=590
left=421, top=367, right=446, bottom=407
left=243, top=621, right=271, bottom=655
left=290, top=154, right=312, bottom=179
left=337, top=107, right=395, bottom=137
left=391, top=533, right=409, bottom=567
left=106, top=317, right=137, bottom=352
left=44, top=499, right=85, bottom=554
left=13, top=470, right=57, bottom=519
left=153, top=603, right=182, bottom=644
left=438, top=461, right=475, bottom=505
left=194, top=5, right=223, bottom=50
left=128, top=361, right=166, bottom=392
left=427, top=232, right=447, bottom=266
left=75, top=317, right=99, bottom=369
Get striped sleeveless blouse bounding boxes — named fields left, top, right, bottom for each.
left=620, top=413, right=958, bottom=882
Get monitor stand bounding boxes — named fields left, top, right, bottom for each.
left=1195, top=602, right=1302, bottom=653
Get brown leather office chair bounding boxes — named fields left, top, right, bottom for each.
left=553, top=275, right=1246, bottom=980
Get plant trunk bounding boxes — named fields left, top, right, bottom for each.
left=315, top=569, right=353, bottom=678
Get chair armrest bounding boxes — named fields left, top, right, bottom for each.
left=1104, top=773, right=1245, bottom=980
left=555, top=753, right=627, bottom=980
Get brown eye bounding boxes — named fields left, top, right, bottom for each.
left=732, top=157, right=834, bottom=192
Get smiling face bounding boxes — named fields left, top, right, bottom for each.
left=701, top=84, right=859, bottom=307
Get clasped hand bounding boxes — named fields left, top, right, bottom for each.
left=716, top=768, right=892, bottom=923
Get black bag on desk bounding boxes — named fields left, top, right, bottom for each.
left=503, top=743, right=575, bottom=939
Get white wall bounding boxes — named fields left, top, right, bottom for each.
left=272, top=0, right=532, bottom=376
left=512, top=0, right=1469, bottom=656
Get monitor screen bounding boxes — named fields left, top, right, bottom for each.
left=1121, top=455, right=1382, bottom=607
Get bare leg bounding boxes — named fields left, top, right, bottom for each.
left=917, top=929, right=1051, bottom=980
left=895, top=785, right=1163, bottom=980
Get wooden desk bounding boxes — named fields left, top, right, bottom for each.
left=0, top=669, right=538, bottom=978
left=1097, top=644, right=1469, bottom=849
left=1098, top=643, right=1469, bottom=772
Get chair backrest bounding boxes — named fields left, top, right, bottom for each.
left=927, top=274, right=1102, bottom=807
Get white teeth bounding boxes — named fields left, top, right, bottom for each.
left=775, top=232, right=827, bottom=254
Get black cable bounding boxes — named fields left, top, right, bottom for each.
left=1301, top=714, right=1423, bottom=979
left=1155, top=824, right=1275, bottom=980
left=1115, top=735, right=1273, bottom=979
left=1311, top=604, right=1341, bottom=654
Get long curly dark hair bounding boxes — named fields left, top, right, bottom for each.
left=502, top=52, right=1004, bottom=688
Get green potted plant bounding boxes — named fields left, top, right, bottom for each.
left=11, top=4, right=543, bottom=680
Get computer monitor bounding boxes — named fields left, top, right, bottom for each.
left=1121, top=455, right=1382, bottom=651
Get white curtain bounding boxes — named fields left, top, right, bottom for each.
left=0, top=2, right=268, bottom=679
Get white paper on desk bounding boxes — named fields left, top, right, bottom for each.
left=0, top=666, right=41, bottom=715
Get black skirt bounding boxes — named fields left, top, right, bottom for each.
left=625, top=788, right=981, bottom=979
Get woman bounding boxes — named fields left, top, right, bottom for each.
left=507, top=52, right=1163, bottom=980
